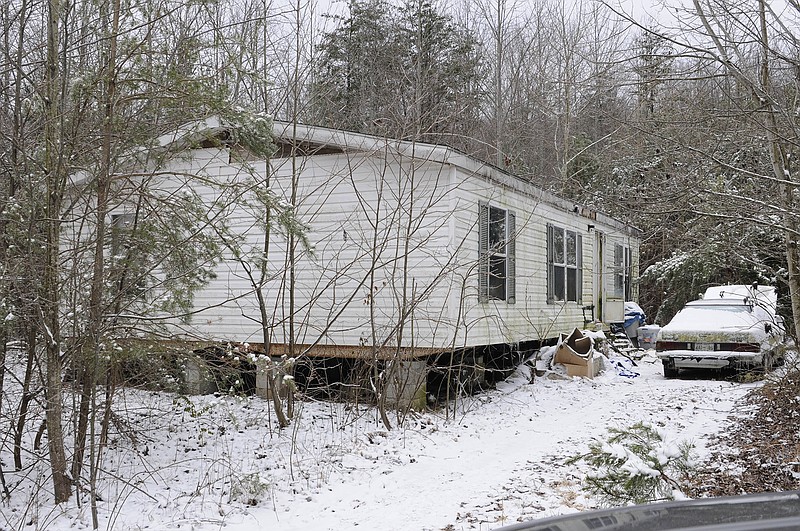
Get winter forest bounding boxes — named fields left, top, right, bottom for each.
left=1, top=0, right=800, bottom=526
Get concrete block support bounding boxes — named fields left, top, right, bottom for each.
left=255, top=357, right=271, bottom=400
left=385, top=359, right=428, bottom=411
left=255, top=357, right=288, bottom=399
left=184, top=357, right=217, bottom=395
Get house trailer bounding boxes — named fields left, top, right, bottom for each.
left=86, top=118, right=641, bottom=406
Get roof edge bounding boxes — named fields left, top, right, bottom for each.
left=271, top=120, right=641, bottom=236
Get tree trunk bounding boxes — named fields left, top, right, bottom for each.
left=257, top=215, right=289, bottom=430
left=694, top=0, right=800, bottom=338
left=13, top=326, right=36, bottom=470
left=72, top=0, right=117, bottom=485
left=2, top=0, right=27, bottom=499
left=785, top=227, right=800, bottom=338
left=755, top=0, right=800, bottom=338
left=0, top=309, right=6, bottom=499
left=43, top=0, right=71, bottom=504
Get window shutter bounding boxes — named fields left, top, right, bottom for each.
left=577, top=233, right=583, bottom=304
left=478, top=201, right=489, bottom=303
left=546, top=223, right=554, bottom=303
left=507, top=210, right=516, bottom=304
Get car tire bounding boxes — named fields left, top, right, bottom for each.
left=763, top=352, right=775, bottom=373
left=772, top=346, right=786, bottom=367
left=662, top=360, right=678, bottom=379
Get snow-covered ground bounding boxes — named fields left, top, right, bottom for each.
left=1, top=351, right=758, bottom=531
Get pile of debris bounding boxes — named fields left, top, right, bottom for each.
left=552, top=328, right=603, bottom=378
left=540, top=327, right=648, bottom=380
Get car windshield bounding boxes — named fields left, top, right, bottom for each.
left=686, top=304, right=750, bottom=313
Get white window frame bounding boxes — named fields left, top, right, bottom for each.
left=547, top=224, right=582, bottom=303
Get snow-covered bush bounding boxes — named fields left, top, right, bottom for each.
left=229, top=472, right=270, bottom=506
left=572, top=422, right=696, bottom=506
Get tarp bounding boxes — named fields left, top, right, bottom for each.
left=624, top=301, right=646, bottom=328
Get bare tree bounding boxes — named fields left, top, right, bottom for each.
left=604, top=0, right=800, bottom=328
left=41, top=0, right=72, bottom=504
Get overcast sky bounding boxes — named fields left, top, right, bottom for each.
left=307, top=0, right=685, bottom=29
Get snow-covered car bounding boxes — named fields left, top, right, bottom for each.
left=656, top=284, right=785, bottom=378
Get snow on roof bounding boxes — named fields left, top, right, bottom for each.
left=153, top=116, right=227, bottom=149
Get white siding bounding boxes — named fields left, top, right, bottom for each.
left=156, top=147, right=462, bottom=350
left=123, top=138, right=639, bottom=351
left=445, top=172, right=597, bottom=346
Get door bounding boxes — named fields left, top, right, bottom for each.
left=593, top=230, right=605, bottom=324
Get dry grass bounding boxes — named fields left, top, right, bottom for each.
left=688, top=368, right=800, bottom=496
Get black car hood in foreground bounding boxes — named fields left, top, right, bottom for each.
left=496, top=492, right=800, bottom=531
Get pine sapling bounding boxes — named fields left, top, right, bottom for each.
left=570, top=422, right=696, bottom=506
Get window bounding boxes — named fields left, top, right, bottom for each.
left=111, top=213, right=135, bottom=257
left=547, top=224, right=582, bottom=303
left=110, top=212, right=146, bottom=297
left=613, top=243, right=632, bottom=299
left=478, top=202, right=515, bottom=303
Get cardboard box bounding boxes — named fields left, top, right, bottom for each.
left=553, top=328, right=601, bottom=378
left=559, top=328, right=593, bottom=355
left=559, top=356, right=602, bottom=378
